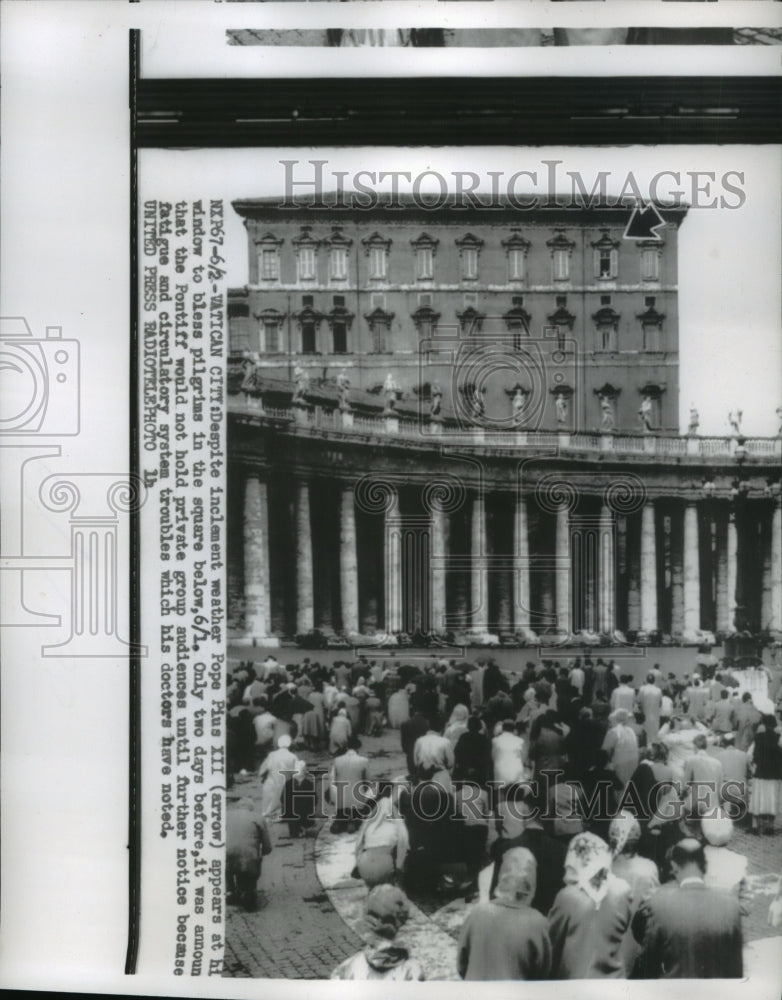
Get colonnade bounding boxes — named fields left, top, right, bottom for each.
left=236, top=469, right=782, bottom=644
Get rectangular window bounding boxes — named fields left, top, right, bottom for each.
left=261, top=319, right=281, bottom=353
left=556, top=295, right=567, bottom=308
left=298, top=246, right=317, bottom=281
left=595, top=248, right=618, bottom=279
left=418, top=292, right=433, bottom=307
left=332, top=321, right=347, bottom=354
left=301, top=321, right=316, bottom=354
left=601, top=295, right=611, bottom=306
left=643, top=326, right=662, bottom=352
left=508, top=249, right=525, bottom=282
left=600, top=327, right=615, bottom=351
left=416, top=247, right=434, bottom=281
left=259, top=248, right=279, bottom=281
left=370, top=319, right=389, bottom=353
left=641, top=249, right=660, bottom=281
left=369, top=247, right=387, bottom=280
left=553, top=249, right=569, bottom=281
left=329, top=247, right=348, bottom=281
left=645, top=296, right=656, bottom=308
left=461, top=248, right=479, bottom=281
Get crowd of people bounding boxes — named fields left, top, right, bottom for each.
left=225, top=651, right=782, bottom=980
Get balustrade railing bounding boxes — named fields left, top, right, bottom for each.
left=230, top=392, right=781, bottom=461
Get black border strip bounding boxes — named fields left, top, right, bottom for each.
left=136, top=76, right=782, bottom=147
left=126, top=26, right=141, bottom=977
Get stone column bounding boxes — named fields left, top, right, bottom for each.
left=771, top=498, right=782, bottom=633
left=626, top=514, right=641, bottom=632
left=640, top=501, right=657, bottom=633
left=513, top=492, right=531, bottom=634
left=295, top=480, right=314, bottom=633
left=670, top=509, right=684, bottom=637
left=598, top=503, right=615, bottom=634
left=243, top=472, right=277, bottom=645
left=339, top=485, right=359, bottom=635
left=683, top=500, right=701, bottom=640
left=555, top=506, right=571, bottom=637
left=760, top=510, right=772, bottom=632
left=431, top=504, right=448, bottom=635
left=471, top=492, right=489, bottom=635
left=727, top=510, right=738, bottom=632
left=715, top=507, right=730, bottom=634
left=385, top=488, right=402, bottom=634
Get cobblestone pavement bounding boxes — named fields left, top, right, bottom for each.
left=224, top=724, right=782, bottom=980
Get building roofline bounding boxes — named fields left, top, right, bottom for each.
left=232, top=195, right=689, bottom=227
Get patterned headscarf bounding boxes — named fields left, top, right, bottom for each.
left=364, top=885, right=410, bottom=939
left=495, top=847, right=537, bottom=907
left=608, top=811, right=642, bottom=857
left=564, top=832, right=613, bottom=909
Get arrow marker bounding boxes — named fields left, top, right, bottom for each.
left=623, top=201, right=665, bottom=241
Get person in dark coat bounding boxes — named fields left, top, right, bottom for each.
left=483, top=660, right=510, bottom=702
left=453, top=716, right=491, bottom=786
left=632, top=837, right=743, bottom=979
left=400, top=712, right=430, bottom=777
left=490, top=793, right=567, bottom=915
left=226, top=797, right=273, bottom=910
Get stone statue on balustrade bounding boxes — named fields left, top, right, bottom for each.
left=638, top=395, right=654, bottom=434
left=293, top=363, right=310, bottom=404
left=599, top=393, right=615, bottom=433
left=688, top=405, right=700, bottom=435
left=776, top=405, right=782, bottom=438
left=728, top=409, right=743, bottom=436
left=336, top=368, right=351, bottom=412
left=555, top=392, right=568, bottom=427
left=240, top=351, right=260, bottom=392
left=383, top=372, right=400, bottom=413
left=430, top=381, right=443, bottom=419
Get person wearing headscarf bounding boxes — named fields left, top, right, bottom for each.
left=492, top=720, right=526, bottom=791
left=386, top=680, right=410, bottom=729
left=516, top=686, right=543, bottom=735
left=489, top=790, right=568, bottom=916
left=701, top=813, right=750, bottom=915
left=602, top=708, right=640, bottom=789
left=443, top=703, right=470, bottom=747
left=226, top=796, right=273, bottom=911
left=458, top=848, right=552, bottom=980
left=329, top=706, right=352, bottom=755
left=354, top=784, right=409, bottom=887
left=609, top=812, right=660, bottom=974
left=547, top=832, right=633, bottom=979
left=281, top=758, right=317, bottom=840
left=413, top=729, right=455, bottom=787
left=258, top=733, right=299, bottom=818
left=330, top=885, right=425, bottom=981
left=365, top=684, right=385, bottom=737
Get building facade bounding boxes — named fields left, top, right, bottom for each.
left=227, top=198, right=781, bottom=647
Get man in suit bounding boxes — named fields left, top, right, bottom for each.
left=683, top=733, right=724, bottom=821
left=329, top=736, right=371, bottom=833
left=633, top=838, right=743, bottom=978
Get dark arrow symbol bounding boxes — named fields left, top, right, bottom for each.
left=624, top=201, right=665, bottom=241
